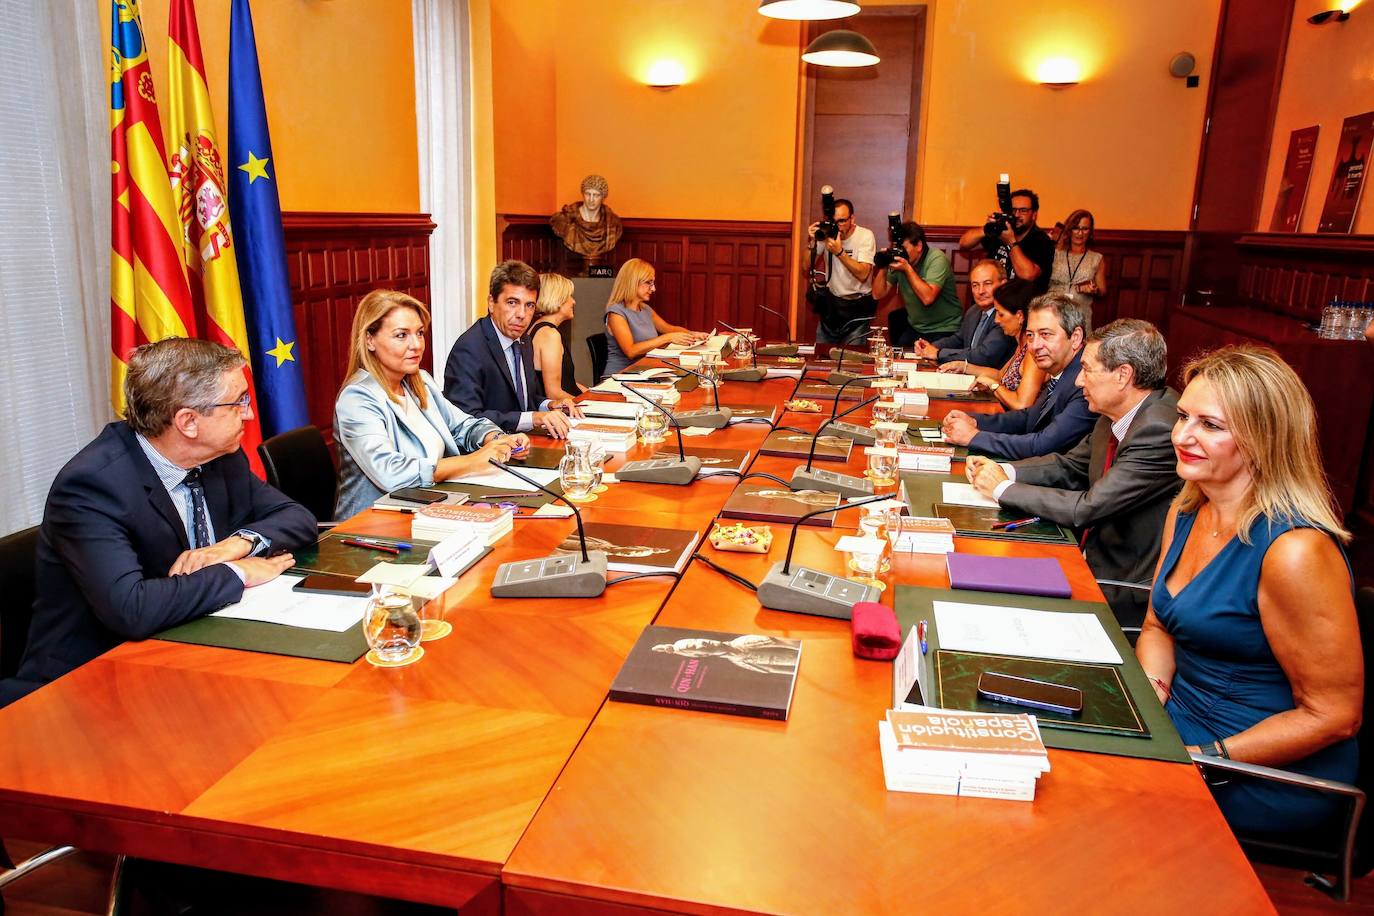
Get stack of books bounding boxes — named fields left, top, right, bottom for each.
left=879, top=706, right=1050, bottom=801
left=890, top=516, right=956, bottom=553
left=893, top=387, right=930, bottom=411
left=568, top=420, right=638, bottom=451
left=623, top=381, right=680, bottom=405
left=897, top=443, right=955, bottom=473
left=413, top=503, right=514, bottom=546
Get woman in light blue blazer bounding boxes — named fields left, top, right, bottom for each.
left=334, top=290, right=529, bottom=518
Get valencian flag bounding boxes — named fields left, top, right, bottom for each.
left=109, top=0, right=195, bottom=414
left=228, top=0, right=309, bottom=437
left=167, top=0, right=265, bottom=476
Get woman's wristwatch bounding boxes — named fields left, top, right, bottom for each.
left=988, top=382, right=1001, bottom=392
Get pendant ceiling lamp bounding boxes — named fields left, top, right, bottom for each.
left=802, top=29, right=880, bottom=67
left=758, top=0, right=861, bottom=20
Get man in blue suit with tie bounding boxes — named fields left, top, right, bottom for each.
left=444, top=260, right=579, bottom=438
left=941, top=293, right=1098, bottom=460
left=912, top=259, right=1017, bottom=368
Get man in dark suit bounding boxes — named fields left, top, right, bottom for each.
left=941, top=292, right=1097, bottom=460
left=0, top=339, right=317, bottom=707
left=912, top=259, right=1017, bottom=368
left=443, top=260, right=579, bottom=437
left=965, top=319, right=1182, bottom=628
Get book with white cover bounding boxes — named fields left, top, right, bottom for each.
left=904, top=370, right=976, bottom=391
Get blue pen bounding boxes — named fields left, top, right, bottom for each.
left=917, top=620, right=929, bottom=656
left=1002, top=516, right=1042, bottom=532
left=352, top=536, right=412, bottom=551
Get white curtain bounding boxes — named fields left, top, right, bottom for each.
left=0, top=0, right=110, bottom=535
left=412, top=0, right=473, bottom=365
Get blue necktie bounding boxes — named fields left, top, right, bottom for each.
left=511, top=341, right=528, bottom=410
left=182, top=468, right=210, bottom=548
left=971, top=310, right=994, bottom=348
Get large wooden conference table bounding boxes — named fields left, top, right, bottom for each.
left=0, top=356, right=1273, bottom=914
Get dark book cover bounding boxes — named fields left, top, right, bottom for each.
left=507, top=445, right=571, bottom=470
left=796, top=381, right=865, bottom=402
left=290, top=532, right=439, bottom=578
left=1318, top=110, right=1374, bottom=234
left=609, top=625, right=802, bottom=720
left=1269, top=125, right=1319, bottom=232
left=644, top=446, right=751, bottom=475
left=553, top=521, right=699, bottom=574
left=721, top=481, right=842, bottom=527
left=759, top=429, right=853, bottom=462
left=932, top=503, right=1074, bottom=545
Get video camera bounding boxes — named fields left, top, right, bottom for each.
left=872, top=212, right=906, bottom=269
left=982, top=173, right=1015, bottom=238
left=814, top=185, right=839, bottom=242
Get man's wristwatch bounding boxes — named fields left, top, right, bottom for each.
left=234, top=531, right=264, bottom=556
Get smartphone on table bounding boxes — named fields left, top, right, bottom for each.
left=977, top=671, right=1083, bottom=716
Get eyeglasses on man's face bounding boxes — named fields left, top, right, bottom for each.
left=201, top=392, right=251, bottom=413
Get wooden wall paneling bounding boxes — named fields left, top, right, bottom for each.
left=282, top=212, right=437, bottom=448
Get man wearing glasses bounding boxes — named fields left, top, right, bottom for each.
left=959, top=187, right=1055, bottom=294
left=807, top=197, right=877, bottom=346
left=0, top=338, right=317, bottom=705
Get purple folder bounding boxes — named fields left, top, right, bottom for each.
left=945, top=553, right=1072, bottom=599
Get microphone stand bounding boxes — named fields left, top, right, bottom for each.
left=488, top=459, right=608, bottom=597
left=716, top=319, right=766, bottom=382
left=615, top=385, right=703, bottom=485
left=828, top=374, right=880, bottom=418
left=665, top=363, right=732, bottom=428
left=756, top=492, right=893, bottom=618
left=755, top=304, right=799, bottom=356
left=791, top=396, right=880, bottom=497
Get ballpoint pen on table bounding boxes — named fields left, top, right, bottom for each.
left=991, top=516, right=1040, bottom=531
left=341, top=536, right=408, bottom=553
left=917, top=620, right=929, bottom=655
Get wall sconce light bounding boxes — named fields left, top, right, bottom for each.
left=802, top=30, right=880, bottom=67
left=645, top=60, right=687, bottom=89
left=1036, top=57, right=1081, bottom=88
left=1310, top=0, right=1360, bottom=22
left=758, top=0, right=860, bottom=20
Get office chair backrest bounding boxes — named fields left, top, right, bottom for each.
left=257, top=425, right=338, bottom=525
left=0, top=526, right=39, bottom=680
left=587, top=332, right=608, bottom=384
left=1353, top=586, right=1374, bottom=876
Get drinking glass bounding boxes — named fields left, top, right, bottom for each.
left=884, top=505, right=906, bottom=556
left=874, top=348, right=893, bottom=378
left=846, top=536, right=886, bottom=590
left=363, top=586, right=424, bottom=666
left=699, top=354, right=721, bottom=389
left=874, top=423, right=904, bottom=447
left=559, top=453, right=597, bottom=502
left=732, top=331, right=755, bottom=362
left=858, top=505, right=892, bottom=573
left=587, top=443, right=609, bottom=493
left=636, top=407, right=668, bottom=445
left=871, top=399, right=899, bottom=424
left=865, top=448, right=898, bottom=486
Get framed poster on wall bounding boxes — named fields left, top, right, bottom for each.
left=1268, top=125, right=1319, bottom=232
left=1317, top=110, right=1374, bottom=233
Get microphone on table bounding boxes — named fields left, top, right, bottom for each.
left=827, top=343, right=875, bottom=387
left=824, top=373, right=880, bottom=419
left=756, top=492, right=893, bottom=618
left=615, top=384, right=703, bottom=486
left=715, top=319, right=767, bottom=382
left=791, top=395, right=879, bottom=498
left=755, top=304, right=799, bottom=357
left=664, top=363, right=733, bottom=429
left=488, top=460, right=608, bottom=598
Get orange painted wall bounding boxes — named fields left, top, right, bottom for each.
left=1260, top=0, right=1374, bottom=234
left=102, top=0, right=419, bottom=213
left=490, top=1, right=802, bottom=221
left=916, top=0, right=1221, bottom=230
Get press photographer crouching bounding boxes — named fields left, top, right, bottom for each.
left=871, top=218, right=963, bottom=348
left=958, top=177, right=1055, bottom=294
left=807, top=187, right=877, bottom=346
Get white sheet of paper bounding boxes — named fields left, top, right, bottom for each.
left=448, top=465, right=560, bottom=492
left=211, top=575, right=364, bottom=632
left=357, top=561, right=430, bottom=588
left=918, top=428, right=944, bottom=440
left=932, top=600, right=1123, bottom=665
left=408, top=575, right=458, bottom=602
left=941, top=481, right=999, bottom=508
left=679, top=426, right=715, bottom=437
left=531, top=502, right=576, bottom=517
left=906, top=370, right=975, bottom=391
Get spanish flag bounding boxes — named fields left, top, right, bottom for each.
left=109, top=0, right=196, bottom=414
left=167, top=0, right=265, bottom=476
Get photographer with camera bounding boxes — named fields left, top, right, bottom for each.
left=959, top=179, right=1054, bottom=294
left=872, top=218, right=962, bottom=348
left=806, top=188, right=876, bottom=346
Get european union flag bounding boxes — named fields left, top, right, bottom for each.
left=228, top=0, right=308, bottom=438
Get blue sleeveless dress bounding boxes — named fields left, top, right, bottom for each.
left=603, top=302, right=661, bottom=379
left=1151, top=510, right=1358, bottom=834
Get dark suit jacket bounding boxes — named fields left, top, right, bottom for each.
left=970, top=348, right=1097, bottom=460
left=998, top=388, right=1182, bottom=628
left=0, top=422, right=316, bottom=705
left=930, top=305, right=1017, bottom=368
left=443, top=316, right=547, bottom=433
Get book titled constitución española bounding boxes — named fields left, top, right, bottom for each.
left=609, top=625, right=803, bottom=721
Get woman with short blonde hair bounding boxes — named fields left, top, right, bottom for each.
left=1136, top=344, right=1360, bottom=836
left=333, top=289, right=528, bottom=518
left=601, top=258, right=705, bottom=379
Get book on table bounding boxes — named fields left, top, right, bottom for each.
left=945, top=553, right=1072, bottom=599
left=896, top=443, right=954, bottom=473
left=879, top=706, right=1049, bottom=801
left=609, top=625, right=802, bottom=720
left=759, top=428, right=853, bottom=462
left=898, top=369, right=977, bottom=391
left=796, top=381, right=865, bottom=402
left=567, top=421, right=638, bottom=451
left=372, top=489, right=469, bottom=513
left=891, top=516, right=955, bottom=553
left=553, top=522, right=699, bottom=575
left=290, top=531, right=439, bottom=579
left=931, top=503, right=1075, bottom=545
left=720, top=480, right=842, bottom=527
left=412, top=503, right=513, bottom=546
left=578, top=400, right=642, bottom=421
